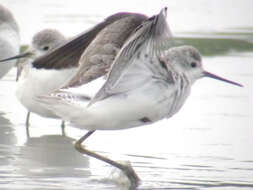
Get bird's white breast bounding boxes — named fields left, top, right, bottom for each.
left=16, top=65, right=77, bottom=118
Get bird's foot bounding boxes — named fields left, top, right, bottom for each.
left=110, top=160, right=140, bottom=190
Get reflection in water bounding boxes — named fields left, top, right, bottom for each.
left=0, top=0, right=253, bottom=189
left=2, top=135, right=94, bottom=190
left=0, top=112, right=17, bottom=145
left=16, top=135, right=90, bottom=177
left=0, top=112, right=20, bottom=188
left=0, top=112, right=18, bottom=166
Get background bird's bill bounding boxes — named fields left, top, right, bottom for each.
left=0, top=52, right=33, bottom=63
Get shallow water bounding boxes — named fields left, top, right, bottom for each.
left=1, top=0, right=253, bottom=190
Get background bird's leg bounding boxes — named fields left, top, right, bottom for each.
left=75, top=130, right=140, bottom=189
left=61, top=120, right=65, bottom=136
left=25, top=111, right=30, bottom=126
left=25, top=111, right=30, bottom=138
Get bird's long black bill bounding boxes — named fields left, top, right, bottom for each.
left=204, top=71, right=243, bottom=87
left=0, top=52, right=33, bottom=63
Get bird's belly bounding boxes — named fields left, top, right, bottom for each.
left=74, top=87, right=170, bottom=130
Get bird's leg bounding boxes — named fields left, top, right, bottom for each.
left=74, top=130, right=140, bottom=189
left=61, top=120, right=65, bottom=136
left=26, top=111, right=30, bottom=126
left=25, top=111, right=30, bottom=138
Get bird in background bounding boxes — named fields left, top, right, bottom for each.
left=17, top=29, right=70, bottom=136
left=0, top=4, right=20, bottom=79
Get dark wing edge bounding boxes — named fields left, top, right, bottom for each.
left=31, top=12, right=147, bottom=70
left=90, top=7, right=172, bottom=105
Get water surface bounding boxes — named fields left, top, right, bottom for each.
left=0, top=0, right=253, bottom=189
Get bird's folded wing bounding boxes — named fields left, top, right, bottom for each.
left=31, top=12, right=147, bottom=70
left=90, top=8, right=173, bottom=105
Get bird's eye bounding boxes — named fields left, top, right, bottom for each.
left=190, top=62, right=197, bottom=68
left=42, top=46, right=49, bottom=51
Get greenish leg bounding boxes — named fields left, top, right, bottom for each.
left=61, top=120, right=65, bottom=136
left=74, top=130, right=140, bottom=189
left=25, top=111, right=30, bottom=138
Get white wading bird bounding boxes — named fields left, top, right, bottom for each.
left=7, top=7, right=245, bottom=189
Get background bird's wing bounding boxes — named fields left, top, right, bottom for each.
left=89, top=8, right=173, bottom=105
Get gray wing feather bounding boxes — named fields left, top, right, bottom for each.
left=90, top=8, right=173, bottom=105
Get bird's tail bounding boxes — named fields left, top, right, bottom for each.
left=37, top=90, right=91, bottom=123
